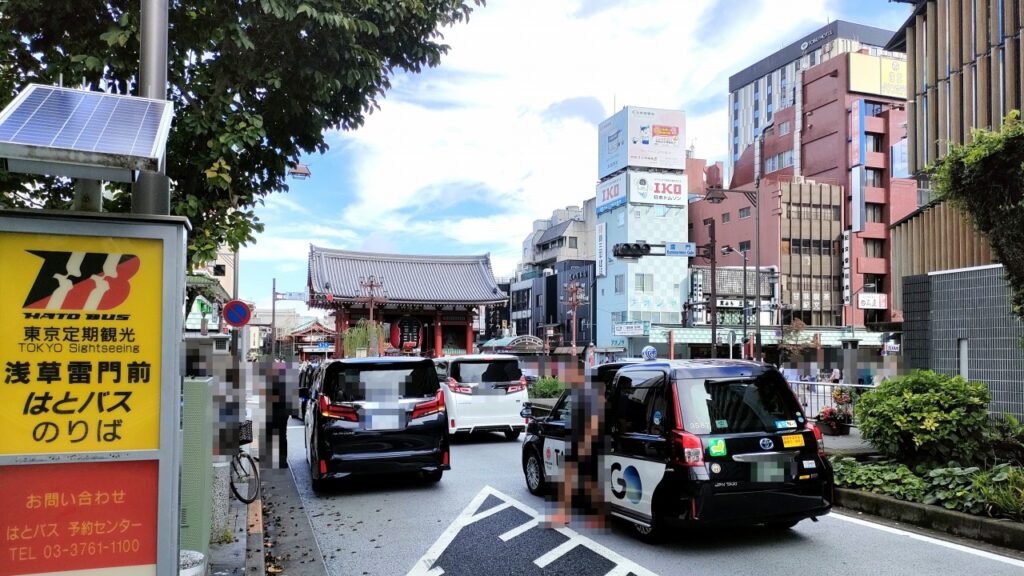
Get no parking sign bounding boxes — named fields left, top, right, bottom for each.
left=222, top=299, right=252, bottom=327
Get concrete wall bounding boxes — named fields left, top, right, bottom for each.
left=903, top=264, right=1024, bottom=419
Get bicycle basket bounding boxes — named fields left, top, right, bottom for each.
left=238, top=420, right=253, bottom=446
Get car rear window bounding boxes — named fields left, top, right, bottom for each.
left=324, top=362, right=439, bottom=402
left=677, top=371, right=802, bottom=434
left=451, top=360, right=522, bottom=383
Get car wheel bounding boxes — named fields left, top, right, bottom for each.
left=504, top=430, right=522, bottom=441
left=630, top=515, right=665, bottom=543
left=309, top=443, right=327, bottom=493
left=764, top=519, right=800, bottom=530
left=524, top=450, right=546, bottom=495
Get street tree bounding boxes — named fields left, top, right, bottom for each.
left=778, top=318, right=814, bottom=364
left=933, top=111, right=1024, bottom=339
left=0, top=0, right=484, bottom=267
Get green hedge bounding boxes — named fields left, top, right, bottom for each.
left=831, top=457, right=1024, bottom=522
left=529, top=377, right=564, bottom=399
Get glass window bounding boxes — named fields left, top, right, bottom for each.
left=635, top=273, right=654, bottom=292
left=614, top=274, right=625, bottom=294
left=739, top=240, right=752, bottom=252
left=864, top=239, right=885, bottom=258
left=866, top=168, right=884, bottom=187
left=866, top=133, right=884, bottom=153
left=677, top=371, right=802, bottom=434
left=612, top=370, right=668, bottom=436
left=778, top=121, right=790, bottom=135
left=326, top=361, right=439, bottom=402
left=864, top=101, right=884, bottom=117
left=451, top=359, right=522, bottom=384
left=739, top=206, right=751, bottom=219
left=865, top=203, right=884, bottom=223
left=568, top=236, right=578, bottom=248
left=722, top=212, right=731, bottom=223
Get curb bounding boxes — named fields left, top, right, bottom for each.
left=835, top=487, right=1024, bottom=551
left=245, top=498, right=266, bottom=574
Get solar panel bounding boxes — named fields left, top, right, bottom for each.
left=0, top=84, right=173, bottom=182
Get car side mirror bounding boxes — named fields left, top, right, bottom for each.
left=520, top=403, right=533, bottom=420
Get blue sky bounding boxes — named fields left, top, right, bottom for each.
left=238, top=0, right=913, bottom=313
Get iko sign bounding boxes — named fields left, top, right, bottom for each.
left=596, top=172, right=627, bottom=214
left=857, top=292, right=888, bottom=310
left=628, top=170, right=687, bottom=207
left=597, top=106, right=686, bottom=179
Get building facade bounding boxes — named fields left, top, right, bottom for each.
left=728, top=20, right=899, bottom=182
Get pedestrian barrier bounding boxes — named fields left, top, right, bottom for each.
left=786, top=381, right=875, bottom=426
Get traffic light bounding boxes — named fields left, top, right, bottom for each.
left=612, top=243, right=652, bottom=259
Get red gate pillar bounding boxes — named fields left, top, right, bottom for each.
left=434, top=312, right=443, bottom=357
left=336, top=306, right=350, bottom=358
left=465, top=316, right=474, bottom=355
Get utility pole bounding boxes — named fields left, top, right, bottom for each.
left=271, top=278, right=277, bottom=359
left=565, top=281, right=587, bottom=357
left=135, top=0, right=170, bottom=215
left=700, top=218, right=718, bottom=358
left=356, top=275, right=387, bottom=356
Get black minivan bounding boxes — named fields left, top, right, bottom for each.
left=521, top=359, right=833, bottom=540
left=303, top=357, right=450, bottom=491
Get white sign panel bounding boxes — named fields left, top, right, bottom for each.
left=598, top=107, right=686, bottom=178
left=857, top=292, right=888, bottom=310
left=613, top=321, right=650, bottom=337
left=842, top=230, right=852, bottom=304
left=628, top=171, right=687, bottom=207
left=596, top=222, right=607, bottom=278
left=596, top=172, right=628, bottom=214
left=665, top=242, right=696, bottom=257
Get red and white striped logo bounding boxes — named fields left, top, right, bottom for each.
left=22, top=251, right=140, bottom=311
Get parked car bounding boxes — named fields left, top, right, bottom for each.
left=303, top=357, right=449, bottom=491
left=295, top=362, right=319, bottom=421
left=435, top=354, right=528, bottom=439
left=521, top=358, right=833, bottom=541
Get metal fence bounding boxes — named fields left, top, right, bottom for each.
left=786, top=381, right=876, bottom=426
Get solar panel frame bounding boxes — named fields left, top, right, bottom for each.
left=0, top=84, right=174, bottom=181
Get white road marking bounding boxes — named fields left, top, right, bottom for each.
left=498, top=518, right=539, bottom=541
left=829, top=512, right=1024, bottom=568
left=533, top=538, right=584, bottom=568
left=406, top=486, right=659, bottom=576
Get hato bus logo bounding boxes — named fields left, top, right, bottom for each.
left=23, top=251, right=140, bottom=311
left=610, top=462, right=643, bottom=504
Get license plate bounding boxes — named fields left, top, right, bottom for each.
left=782, top=434, right=805, bottom=448
left=752, top=461, right=786, bottom=482
left=367, top=414, right=401, bottom=430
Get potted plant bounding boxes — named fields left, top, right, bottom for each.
left=817, top=405, right=852, bottom=435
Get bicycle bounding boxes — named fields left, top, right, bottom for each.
left=229, top=420, right=261, bottom=504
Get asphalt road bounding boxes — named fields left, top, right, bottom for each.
left=285, top=423, right=1024, bottom=576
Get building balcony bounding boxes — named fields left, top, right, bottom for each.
left=864, top=116, right=886, bottom=133
left=864, top=186, right=887, bottom=204
left=856, top=256, right=888, bottom=275
left=861, top=222, right=888, bottom=239
left=865, top=151, right=887, bottom=170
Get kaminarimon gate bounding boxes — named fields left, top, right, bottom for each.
left=307, top=246, right=508, bottom=357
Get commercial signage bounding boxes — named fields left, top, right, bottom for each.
left=842, top=230, right=852, bottom=305
left=849, top=53, right=908, bottom=98
left=595, top=172, right=627, bottom=214
left=612, top=321, right=650, bottom=337
left=595, top=222, right=607, bottom=278
left=0, top=460, right=158, bottom=575
left=597, top=107, right=686, bottom=179
left=628, top=171, right=688, bottom=207
left=665, top=242, right=697, bottom=257
left=851, top=165, right=865, bottom=233
left=0, top=232, right=163, bottom=454
left=884, top=342, right=901, bottom=353
left=857, top=292, right=888, bottom=310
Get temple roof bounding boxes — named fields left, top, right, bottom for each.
left=307, top=246, right=508, bottom=307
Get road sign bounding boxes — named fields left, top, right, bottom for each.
left=665, top=241, right=697, bottom=257
left=222, top=299, right=252, bottom=327
left=275, top=291, right=307, bottom=301
left=317, top=341, right=330, bottom=349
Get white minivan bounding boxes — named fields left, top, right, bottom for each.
left=435, top=354, right=528, bottom=439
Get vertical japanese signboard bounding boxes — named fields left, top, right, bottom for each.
left=0, top=212, right=185, bottom=576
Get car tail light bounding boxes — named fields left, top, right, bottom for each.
left=671, top=430, right=704, bottom=467
left=443, top=450, right=450, bottom=466
left=319, top=395, right=358, bottom=422
left=450, top=418, right=456, bottom=429
left=412, top=389, right=445, bottom=419
left=319, top=460, right=327, bottom=474
left=506, top=384, right=526, bottom=394
left=806, top=422, right=826, bottom=458
left=447, top=377, right=472, bottom=394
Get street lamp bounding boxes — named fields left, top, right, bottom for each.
left=721, top=245, right=749, bottom=359
left=849, top=282, right=877, bottom=340
left=705, top=122, right=773, bottom=360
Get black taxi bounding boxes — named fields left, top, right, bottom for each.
left=521, top=359, right=833, bottom=540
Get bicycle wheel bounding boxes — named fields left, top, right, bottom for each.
left=229, top=452, right=260, bottom=504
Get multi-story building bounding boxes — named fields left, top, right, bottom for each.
left=885, top=0, right=1023, bottom=418
left=688, top=49, right=920, bottom=376
left=510, top=201, right=596, bottom=347
left=728, top=20, right=899, bottom=183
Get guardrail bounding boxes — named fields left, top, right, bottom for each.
left=786, top=381, right=876, bottom=426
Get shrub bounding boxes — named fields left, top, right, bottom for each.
left=923, top=465, right=989, bottom=514
left=986, top=413, right=1024, bottom=465
left=856, top=370, right=990, bottom=467
left=529, top=377, right=564, bottom=399
left=830, top=457, right=928, bottom=502
left=978, top=465, right=1024, bottom=521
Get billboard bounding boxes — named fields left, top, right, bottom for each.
left=598, top=107, right=686, bottom=178
left=613, top=321, right=650, bottom=337
left=849, top=53, right=908, bottom=99
left=628, top=171, right=688, bottom=207
left=595, top=172, right=628, bottom=214
left=858, top=292, right=889, bottom=310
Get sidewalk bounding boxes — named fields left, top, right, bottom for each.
left=260, top=468, right=330, bottom=576
left=820, top=425, right=878, bottom=458
left=207, top=491, right=252, bottom=576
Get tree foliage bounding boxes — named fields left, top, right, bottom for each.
left=0, top=0, right=483, bottom=267
left=778, top=318, right=814, bottom=363
left=932, top=111, right=1024, bottom=323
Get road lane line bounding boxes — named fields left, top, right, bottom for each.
left=466, top=502, right=513, bottom=523
left=498, top=518, right=539, bottom=541
left=407, top=486, right=498, bottom=576
left=829, top=512, right=1024, bottom=568
left=533, top=538, right=584, bottom=568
